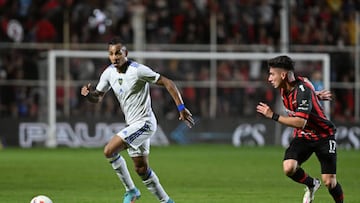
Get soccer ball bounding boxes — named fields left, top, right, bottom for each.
left=30, top=195, right=53, bottom=203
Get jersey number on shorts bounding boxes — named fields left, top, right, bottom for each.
left=329, top=140, right=336, bottom=153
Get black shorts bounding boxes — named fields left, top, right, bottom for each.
left=284, top=136, right=337, bottom=174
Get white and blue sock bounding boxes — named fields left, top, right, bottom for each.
left=108, top=153, right=136, bottom=191
left=142, top=168, right=170, bottom=203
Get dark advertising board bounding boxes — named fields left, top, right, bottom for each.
left=0, top=117, right=359, bottom=149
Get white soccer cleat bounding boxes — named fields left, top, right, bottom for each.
left=303, top=178, right=321, bottom=203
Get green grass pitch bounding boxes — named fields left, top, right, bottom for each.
left=0, top=145, right=359, bottom=203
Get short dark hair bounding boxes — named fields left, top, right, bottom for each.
left=108, top=37, right=123, bottom=45
left=108, top=37, right=128, bottom=53
left=267, top=55, right=294, bottom=71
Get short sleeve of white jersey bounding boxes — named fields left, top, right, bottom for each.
left=96, top=66, right=112, bottom=92
left=136, top=63, right=160, bottom=84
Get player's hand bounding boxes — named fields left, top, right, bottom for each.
left=316, top=89, right=332, bottom=101
left=256, top=102, right=273, bottom=119
left=179, top=108, right=195, bottom=128
left=81, top=83, right=91, bottom=96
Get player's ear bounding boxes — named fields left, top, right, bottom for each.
left=280, top=71, right=287, bottom=80
left=121, top=46, right=128, bottom=56
left=287, top=71, right=295, bottom=82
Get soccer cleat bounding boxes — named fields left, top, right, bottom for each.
left=123, top=188, right=141, bottom=203
left=302, top=178, right=321, bottom=203
left=166, top=199, right=175, bottom=203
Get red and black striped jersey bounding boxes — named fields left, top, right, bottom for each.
left=280, top=76, right=336, bottom=140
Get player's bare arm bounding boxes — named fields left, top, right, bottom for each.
left=303, top=77, right=332, bottom=101
left=316, top=89, right=332, bottom=101
left=156, top=75, right=195, bottom=128
left=81, top=83, right=105, bottom=103
left=256, top=102, right=306, bottom=129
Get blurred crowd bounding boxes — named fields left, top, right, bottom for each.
left=0, top=0, right=359, bottom=122
left=1, top=0, right=359, bottom=45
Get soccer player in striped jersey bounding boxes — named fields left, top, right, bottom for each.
left=256, top=55, right=344, bottom=203
left=81, top=37, right=194, bottom=203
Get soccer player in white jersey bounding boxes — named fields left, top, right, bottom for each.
left=81, top=37, right=194, bottom=203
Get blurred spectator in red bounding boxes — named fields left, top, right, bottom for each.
left=34, top=16, right=56, bottom=42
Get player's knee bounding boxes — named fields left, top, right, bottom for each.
left=103, top=145, right=113, bottom=158
left=322, top=177, right=337, bottom=189
left=283, top=168, right=295, bottom=176
left=283, top=163, right=296, bottom=176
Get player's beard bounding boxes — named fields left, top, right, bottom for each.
left=112, top=59, right=123, bottom=69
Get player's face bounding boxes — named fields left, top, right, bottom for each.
left=108, top=44, right=127, bottom=69
left=268, top=67, right=286, bottom=88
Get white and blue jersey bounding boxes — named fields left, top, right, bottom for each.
left=96, top=61, right=160, bottom=154
left=96, top=61, right=160, bottom=125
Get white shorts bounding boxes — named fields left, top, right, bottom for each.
left=116, top=117, right=157, bottom=157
